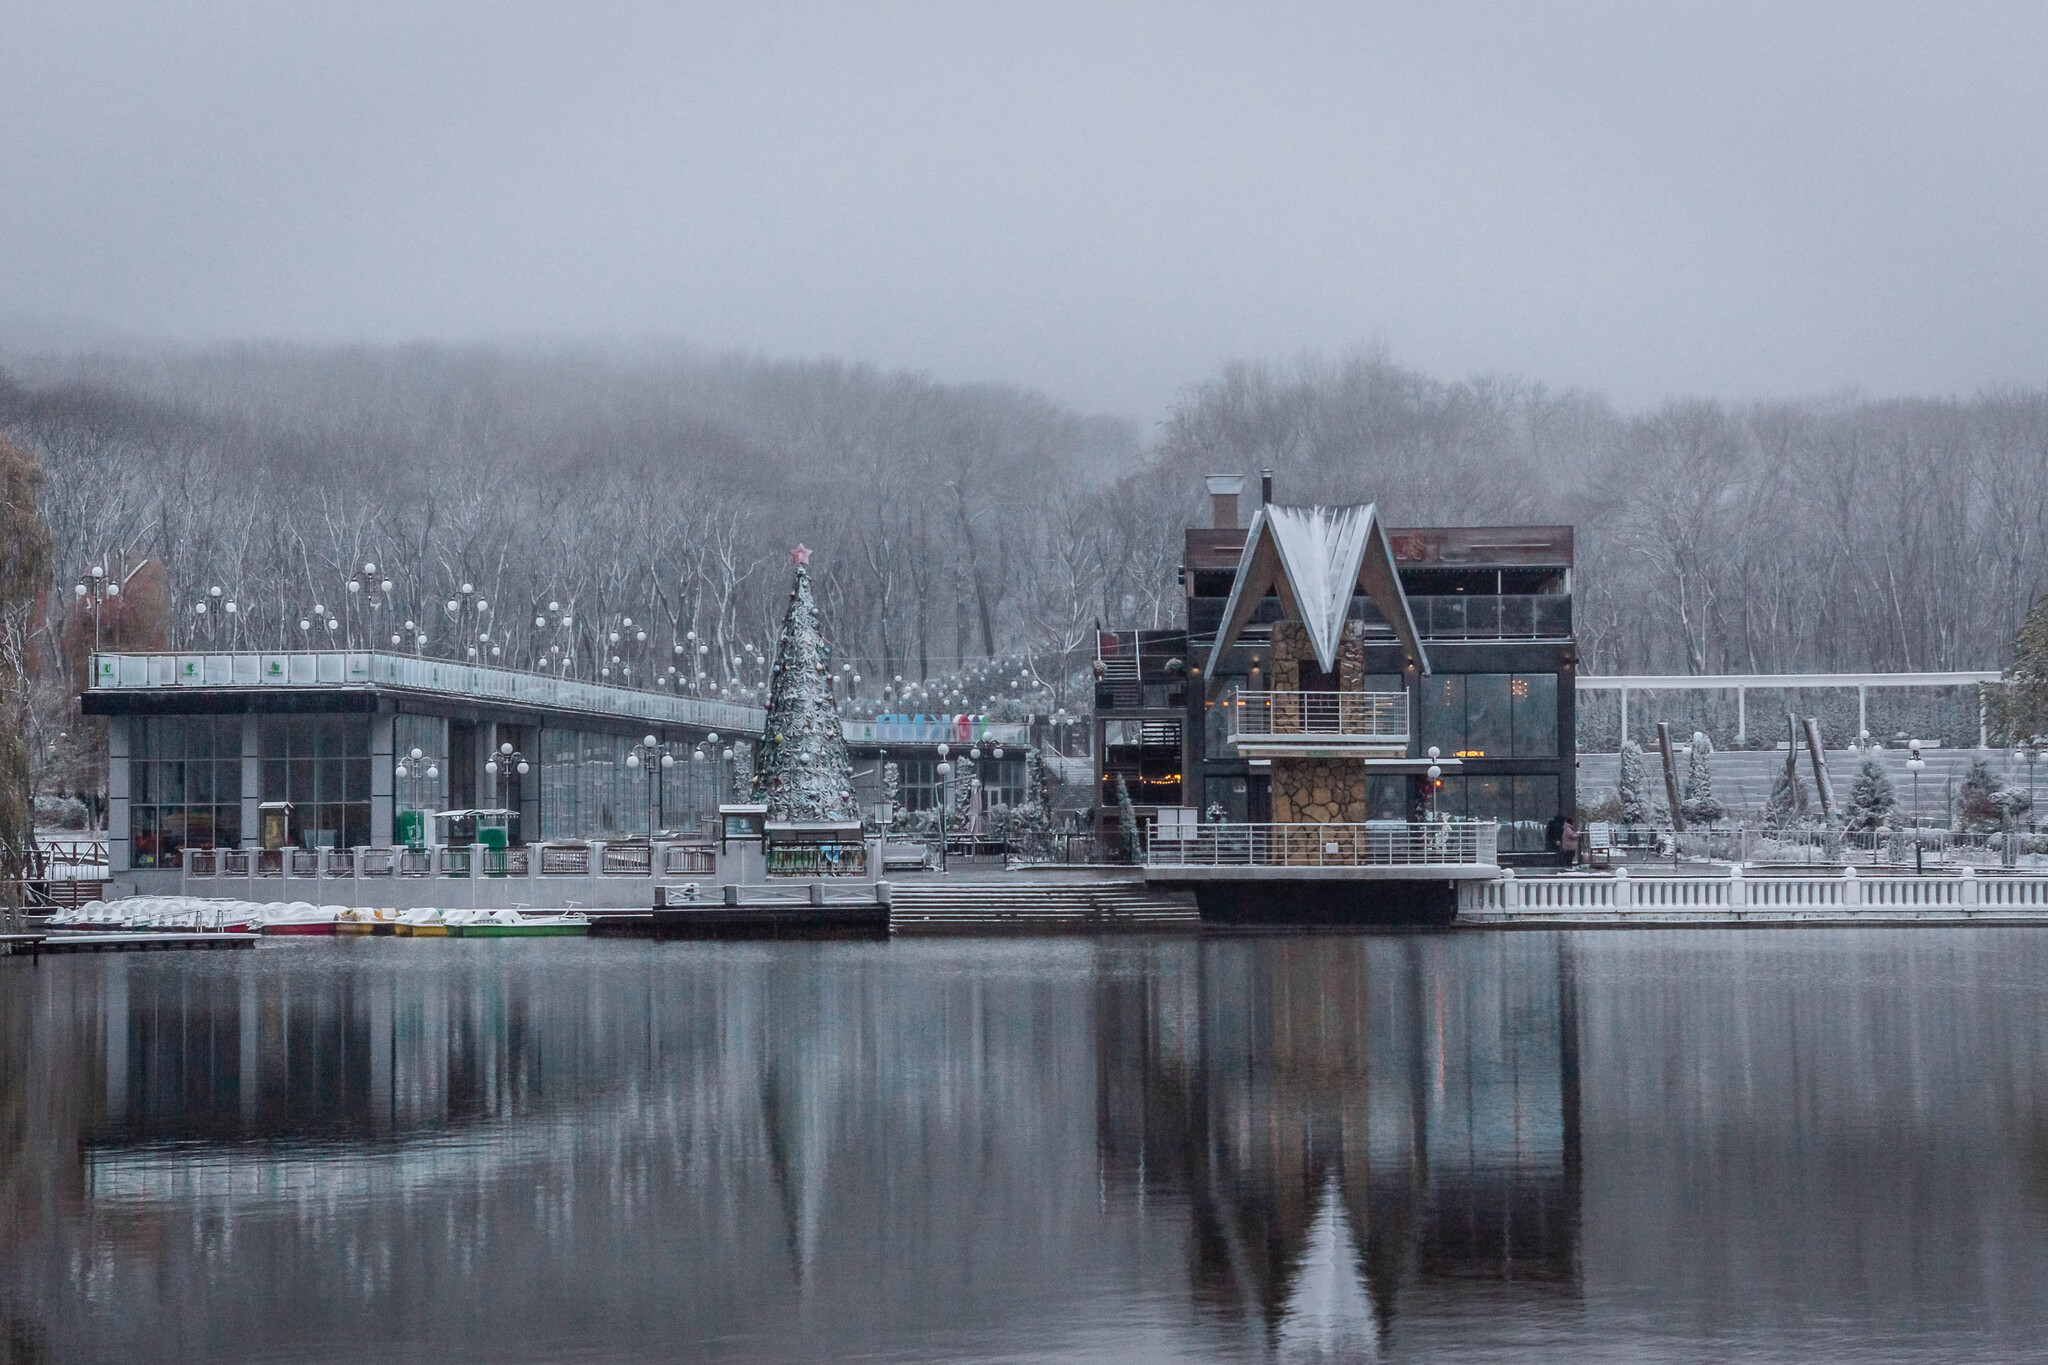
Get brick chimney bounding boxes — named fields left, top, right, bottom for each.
left=1203, top=475, right=1245, bottom=529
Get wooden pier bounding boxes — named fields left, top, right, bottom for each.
left=6, top=931, right=261, bottom=955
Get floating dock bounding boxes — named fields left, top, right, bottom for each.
left=11, top=931, right=261, bottom=955
left=587, top=881, right=892, bottom=938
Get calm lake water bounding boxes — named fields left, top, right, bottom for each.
left=5, top=930, right=2048, bottom=1362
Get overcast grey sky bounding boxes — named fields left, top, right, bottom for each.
left=6, top=2, right=2047, bottom=421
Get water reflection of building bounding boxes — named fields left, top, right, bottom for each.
left=1097, top=936, right=1582, bottom=1347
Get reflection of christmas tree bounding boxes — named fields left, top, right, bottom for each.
left=752, top=546, right=857, bottom=820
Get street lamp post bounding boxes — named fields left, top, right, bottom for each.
left=2016, top=739, right=2041, bottom=831
left=625, top=734, right=676, bottom=836
left=392, top=747, right=443, bottom=848
left=73, top=565, right=120, bottom=652
left=1907, top=740, right=1926, bottom=828
left=935, top=743, right=952, bottom=873
left=484, top=741, right=529, bottom=809
left=344, top=563, right=388, bottom=649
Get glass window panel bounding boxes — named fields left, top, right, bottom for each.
left=1510, top=673, right=1557, bottom=757
left=219, top=805, right=243, bottom=847
left=189, top=762, right=214, bottom=804
left=343, top=803, right=370, bottom=849
left=217, top=759, right=243, bottom=805
left=289, top=758, right=314, bottom=803
left=186, top=720, right=215, bottom=761
left=313, top=719, right=344, bottom=759
left=1466, top=775, right=1510, bottom=822
left=1433, top=774, right=1465, bottom=818
left=1420, top=674, right=1464, bottom=755
left=260, top=716, right=290, bottom=759
left=261, top=759, right=287, bottom=801
left=1463, top=675, right=1513, bottom=759
left=1510, top=775, right=1561, bottom=853
left=346, top=758, right=371, bottom=802
left=1500, top=595, right=1535, bottom=637
left=153, top=717, right=187, bottom=759
left=1365, top=775, right=1410, bottom=821
left=131, top=758, right=153, bottom=804
left=131, top=805, right=157, bottom=868
left=317, top=758, right=343, bottom=803
left=158, top=761, right=186, bottom=805
left=1204, top=775, right=1249, bottom=822
left=1204, top=699, right=1232, bottom=755
left=159, top=809, right=186, bottom=864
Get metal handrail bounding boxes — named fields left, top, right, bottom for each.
left=540, top=844, right=591, bottom=876
left=1228, top=690, right=1409, bottom=740
left=89, top=649, right=765, bottom=734
left=665, top=844, right=716, bottom=875
left=1146, top=820, right=1498, bottom=867
left=601, top=843, right=653, bottom=876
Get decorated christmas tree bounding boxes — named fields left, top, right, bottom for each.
left=751, top=546, right=857, bottom=821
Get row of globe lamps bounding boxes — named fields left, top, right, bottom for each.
left=142, top=565, right=1065, bottom=714
left=165, top=570, right=770, bottom=691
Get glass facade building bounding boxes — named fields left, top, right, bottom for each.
left=119, top=709, right=733, bottom=863
left=540, top=728, right=726, bottom=839
left=258, top=715, right=373, bottom=850
left=127, top=717, right=244, bottom=869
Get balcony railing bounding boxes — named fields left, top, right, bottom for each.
left=1227, top=690, right=1408, bottom=743
left=1146, top=821, right=1498, bottom=868
left=90, top=650, right=765, bottom=733
left=1407, top=594, right=1571, bottom=640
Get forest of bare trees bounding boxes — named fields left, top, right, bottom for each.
left=5, top=342, right=2045, bottom=747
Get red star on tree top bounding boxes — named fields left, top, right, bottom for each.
left=790, top=544, right=812, bottom=566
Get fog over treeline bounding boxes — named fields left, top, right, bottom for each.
left=4, top=342, right=2044, bottom=701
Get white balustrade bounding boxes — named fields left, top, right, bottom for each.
left=1461, top=862, right=2048, bottom=920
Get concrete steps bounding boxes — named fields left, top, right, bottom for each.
left=889, top=880, right=1199, bottom=933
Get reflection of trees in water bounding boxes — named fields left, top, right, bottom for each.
left=1096, top=935, right=1582, bottom=1349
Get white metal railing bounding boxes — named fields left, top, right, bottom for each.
left=90, top=651, right=764, bottom=734
left=1147, top=820, right=1497, bottom=867
left=1226, top=690, right=1408, bottom=743
left=1459, top=865, right=2048, bottom=917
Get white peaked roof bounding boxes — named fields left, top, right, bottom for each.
left=1206, top=502, right=1429, bottom=686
